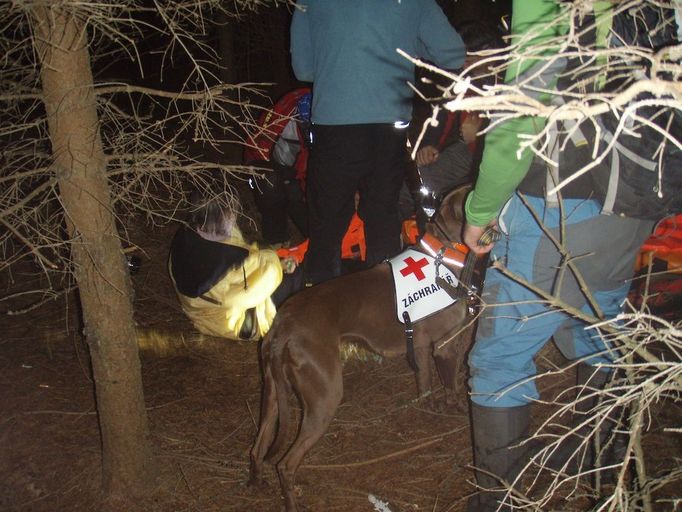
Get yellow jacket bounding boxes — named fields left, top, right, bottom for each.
left=170, top=228, right=283, bottom=340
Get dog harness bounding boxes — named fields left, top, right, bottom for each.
left=389, top=239, right=471, bottom=373
left=388, top=245, right=464, bottom=324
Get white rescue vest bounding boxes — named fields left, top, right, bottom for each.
left=388, top=248, right=460, bottom=323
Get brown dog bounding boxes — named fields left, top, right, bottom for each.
left=248, top=185, right=481, bottom=512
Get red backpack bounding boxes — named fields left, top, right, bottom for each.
left=244, top=87, right=311, bottom=181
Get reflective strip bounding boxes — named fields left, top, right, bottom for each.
left=419, top=235, right=466, bottom=268
left=419, top=239, right=464, bottom=267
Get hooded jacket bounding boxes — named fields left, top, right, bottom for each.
left=169, top=226, right=283, bottom=340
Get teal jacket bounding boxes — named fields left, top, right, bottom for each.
left=465, top=0, right=567, bottom=226
left=290, top=0, right=465, bottom=125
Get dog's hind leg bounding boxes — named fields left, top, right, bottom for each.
left=433, top=348, right=459, bottom=406
left=276, top=360, right=343, bottom=512
left=414, top=344, right=434, bottom=399
left=434, top=322, right=474, bottom=409
left=249, top=362, right=278, bottom=486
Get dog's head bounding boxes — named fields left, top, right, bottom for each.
left=424, top=183, right=472, bottom=245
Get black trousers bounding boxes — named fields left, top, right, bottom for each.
left=251, top=160, right=308, bottom=245
left=271, top=266, right=305, bottom=308
left=305, top=123, right=408, bottom=284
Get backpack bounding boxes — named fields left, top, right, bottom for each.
left=244, top=87, right=312, bottom=180
left=559, top=3, right=682, bottom=220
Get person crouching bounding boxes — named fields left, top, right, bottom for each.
left=169, top=191, right=303, bottom=340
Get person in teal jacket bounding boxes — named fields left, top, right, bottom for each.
left=290, top=0, right=465, bottom=284
left=461, top=1, right=664, bottom=509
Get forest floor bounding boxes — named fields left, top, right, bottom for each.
left=2, top=184, right=681, bottom=512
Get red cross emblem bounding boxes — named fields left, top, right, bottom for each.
left=400, top=256, right=429, bottom=281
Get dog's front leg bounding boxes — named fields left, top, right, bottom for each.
left=433, top=346, right=460, bottom=408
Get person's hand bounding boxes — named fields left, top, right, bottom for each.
left=415, top=145, right=439, bottom=167
left=460, top=114, right=482, bottom=145
left=463, top=220, right=499, bottom=256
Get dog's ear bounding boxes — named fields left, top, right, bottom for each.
left=427, top=183, right=472, bottom=243
left=440, top=184, right=471, bottom=224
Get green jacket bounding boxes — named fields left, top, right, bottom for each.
left=465, top=0, right=567, bottom=226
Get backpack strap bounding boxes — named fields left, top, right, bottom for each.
left=599, top=126, right=659, bottom=215
left=544, top=96, right=589, bottom=206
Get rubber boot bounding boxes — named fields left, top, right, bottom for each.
left=466, top=403, right=532, bottom=512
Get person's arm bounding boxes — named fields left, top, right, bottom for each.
left=464, top=116, right=545, bottom=228
left=290, top=3, right=314, bottom=82
left=415, top=109, right=454, bottom=166
left=465, top=0, right=565, bottom=231
left=418, top=0, right=465, bottom=70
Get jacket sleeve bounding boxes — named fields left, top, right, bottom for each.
left=465, top=0, right=565, bottom=227
left=418, top=0, right=465, bottom=71
left=290, top=3, right=314, bottom=82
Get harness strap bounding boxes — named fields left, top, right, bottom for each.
left=435, top=275, right=459, bottom=300
left=402, top=311, right=418, bottom=372
left=458, top=250, right=478, bottom=298
left=432, top=227, right=500, bottom=301
left=545, top=96, right=589, bottom=206
left=435, top=248, right=477, bottom=300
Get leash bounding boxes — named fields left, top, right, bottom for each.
left=436, top=250, right=476, bottom=300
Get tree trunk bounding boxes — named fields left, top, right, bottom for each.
left=30, top=5, right=156, bottom=497
left=216, top=12, right=237, bottom=84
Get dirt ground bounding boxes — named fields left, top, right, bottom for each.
left=2, top=196, right=681, bottom=512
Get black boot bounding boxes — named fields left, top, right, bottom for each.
left=466, top=403, right=532, bottom=512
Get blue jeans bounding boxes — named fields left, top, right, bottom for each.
left=469, top=194, right=654, bottom=407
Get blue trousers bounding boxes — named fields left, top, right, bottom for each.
left=469, top=194, right=654, bottom=407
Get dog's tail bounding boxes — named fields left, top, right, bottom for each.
left=263, top=331, right=293, bottom=462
